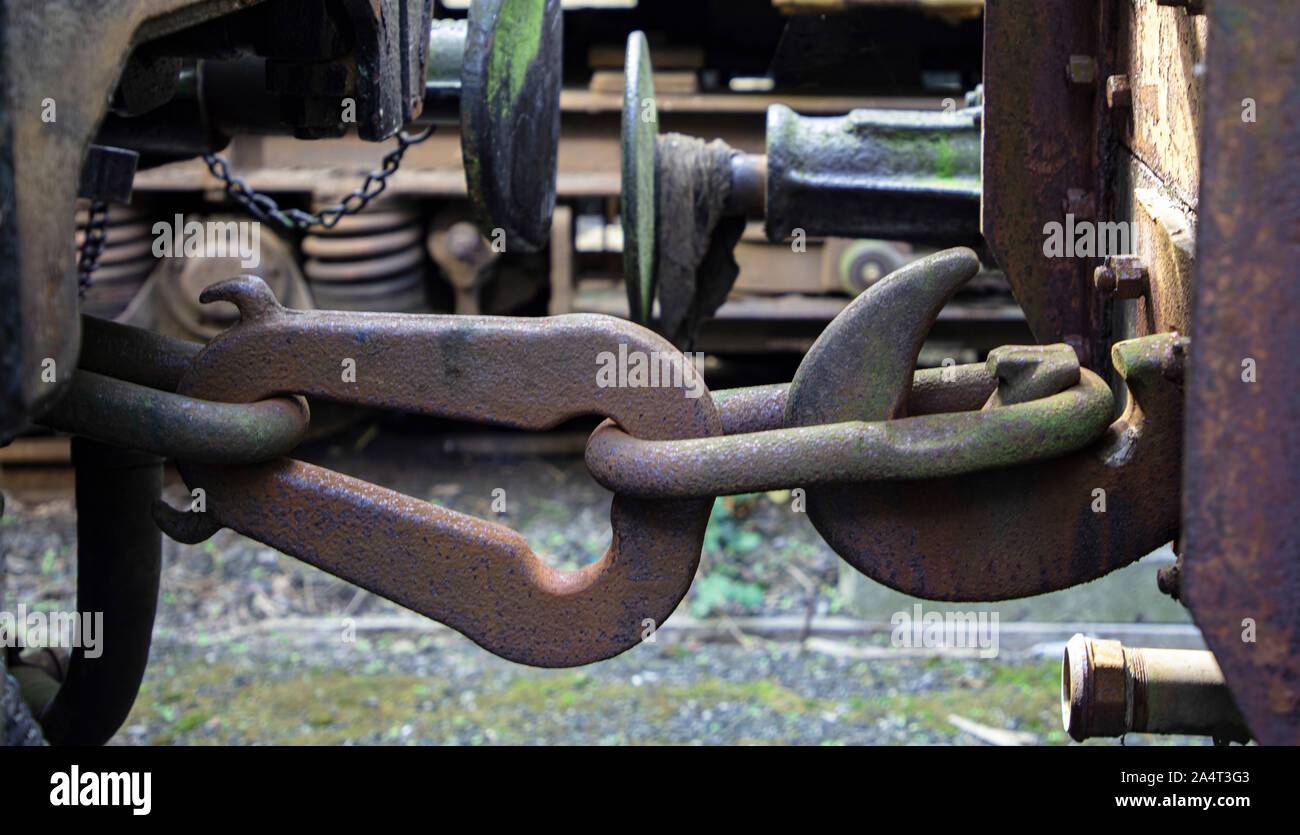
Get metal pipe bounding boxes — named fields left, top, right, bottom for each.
left=37, top=439, right=163, bottom=746
left=414, top=18, right=469, bottom=126
left=427, top=18, right=468, bottom=88
left=722, top=153, right=768, bottom=217
left=95, top=64, right=232, bottom=162
left=1062, top=634, right=1251, bottom=743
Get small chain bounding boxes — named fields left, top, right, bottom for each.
left=202, top=126, right=437, bottom=232
left=77, top=200, right=110, bottom=297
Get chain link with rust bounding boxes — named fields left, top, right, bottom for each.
left=36, top=316, right=310, bottom=465
left=202, top=127, right=436, bottom=232
left=76, top=200, right=109, bottom=297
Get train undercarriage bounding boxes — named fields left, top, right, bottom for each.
left=1, top=0, right=1296, bottom=752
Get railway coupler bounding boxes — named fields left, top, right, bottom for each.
left=101, top=248, right=1182, bottom=672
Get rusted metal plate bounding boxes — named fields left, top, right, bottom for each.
left=982, top=0, right=1102, bottom=366
left=773, top=0, right=984, bottom=19
left=1182, top=0, right=1300, bottom=747
left=161, top=276, right=721, bottom=668
left=1115, top=0, right=1207, bottom=208
left=1110, top=0, right=1205, bottom=340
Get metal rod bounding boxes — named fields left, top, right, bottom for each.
left=723, top=153, right=768, bottom=217
left=36, top=370, right=310, bottom=465
left=1062, top=634, right=1251, bottom=743
left=764, top=105, right=982, bottom=245
left=413, top=18, right=469, bottom=126
left=79, top=314, right=201, bottom=393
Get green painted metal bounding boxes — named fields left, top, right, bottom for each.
left=621, top=31, right=658, bottom=324
left=460, top=0, right=562, bottom=253
left=765, top=105, right=982, bottom=246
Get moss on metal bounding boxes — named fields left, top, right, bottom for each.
left=486, top=0, right=544, bottom=113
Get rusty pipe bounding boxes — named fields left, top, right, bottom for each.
left=1062, top=634, right=1250, bottom=743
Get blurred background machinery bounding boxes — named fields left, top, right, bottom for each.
left=99, top=0, right=1018, bottom=373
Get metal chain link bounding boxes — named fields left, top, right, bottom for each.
left=202, top=126, right=437, bottom=232
left=76, top=199, right=109, bottom=297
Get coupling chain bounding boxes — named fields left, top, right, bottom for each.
left=76, top=200, right=109, bottom=296
left=74, top=248, right=1174, bottom=666
left=202, top=126, right=436, bottom=232
left=36, top=316, right=309, bottom=465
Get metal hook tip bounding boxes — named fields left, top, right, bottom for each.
left=198, top=275, right=284, bottom=322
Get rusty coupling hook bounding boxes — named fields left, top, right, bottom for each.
left=153, top=275, right=721, bottom=668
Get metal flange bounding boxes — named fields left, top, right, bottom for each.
left=460, top=0, right=563, bottom=254
left=621, top=30, right=658, bottom=324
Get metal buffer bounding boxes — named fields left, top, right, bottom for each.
left=621, top=31, right=982, bottom=332
left=432, top=0, right=563, bottom=253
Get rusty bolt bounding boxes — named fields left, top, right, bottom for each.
left=1164, top=333, right=1187, bottom=382
left=1066, top=55, right=1097, bottom=86
left=1157, top=562, right=1182, bottom=601
left=1093, top=266, right=1117, bottom=295
left=447, top=222, right=486, bottom=263
left=1094, top=256, right=1149, bottom=299
left=1106, top=75, right=1131, bottom=109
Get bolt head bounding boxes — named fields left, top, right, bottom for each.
left=1109, top=255, right=1150, bottom=299
left=1067, top=55, right=1097, bottom=85
left=1094, top=265, right=1118, bottom=295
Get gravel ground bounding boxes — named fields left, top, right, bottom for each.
left=109, top=631, right=1064, bottom=746
left=0, top=421, right=1194, bottom=746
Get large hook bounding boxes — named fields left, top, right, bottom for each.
left=785, top=252, right=1183, bottom=601
left=154, top=276, right=721, bottom=668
